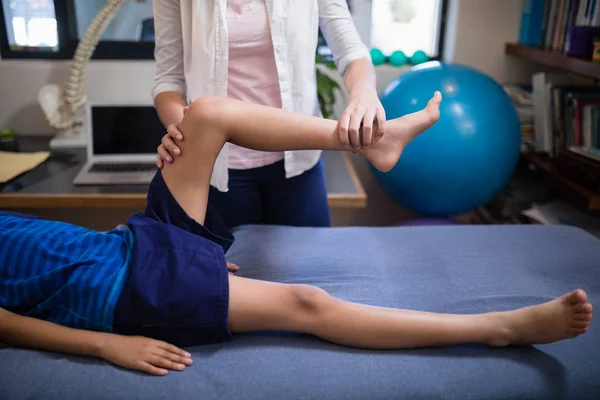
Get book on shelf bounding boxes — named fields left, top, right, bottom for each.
left=564, top=91, right=600, bottom=148
left=520, top=0, right=600, bottom=51
left=520, top=0, right=547, bottom=46
left=531, top=72, right=600, bottom=156
left=532, top=72, right=573, bottom=153
left=504, top=85, right=536, bottom=146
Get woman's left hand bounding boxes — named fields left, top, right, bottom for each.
left=339, top=86, right=386, bottom=150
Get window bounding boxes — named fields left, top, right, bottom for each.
left=352, top=0, right=447, bottom=59
left=0, top=0, right=154, bottom=59
left=2, top=0, right=58, bottom=52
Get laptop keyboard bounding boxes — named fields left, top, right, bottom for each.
left=89, top=163, right=157, bottom=173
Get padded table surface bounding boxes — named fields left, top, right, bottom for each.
left=1, top=225, right=599, bottom=400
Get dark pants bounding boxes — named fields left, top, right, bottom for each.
left=209, top=158, right=331, bottom=229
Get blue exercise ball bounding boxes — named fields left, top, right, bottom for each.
left=372, top=61, right=521, bottom=216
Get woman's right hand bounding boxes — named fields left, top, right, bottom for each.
left=156, top=106, right=188, bottom=169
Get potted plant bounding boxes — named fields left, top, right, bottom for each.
left=315, top=38, right=343, bottom=119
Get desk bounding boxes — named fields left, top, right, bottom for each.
left=0, top=137, right=366, bottom=210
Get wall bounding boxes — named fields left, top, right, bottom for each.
left=0, top=0, right=539, bottom=227
left=0, top=60, right=155, bottom=135
left=448, top=0, right=538, bottom=83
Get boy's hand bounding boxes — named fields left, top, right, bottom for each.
left=99, top=335, right=193, bottom=376
left=227, top=262, right=240, bottom=275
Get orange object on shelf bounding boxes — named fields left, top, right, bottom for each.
left=594, top=39, right=600, bottom=63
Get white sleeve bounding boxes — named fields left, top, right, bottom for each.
left=152, top=0, right=186, bottom=100
left=318, top=0, right=371, bottom=76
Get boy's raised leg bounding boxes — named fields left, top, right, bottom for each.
left=160, top=92, right=442, bottom=223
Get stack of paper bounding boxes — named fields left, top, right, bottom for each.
left=0, top=151, right=50, bottom=183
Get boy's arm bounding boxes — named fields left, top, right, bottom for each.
left=0, top=307, right=193, bottom=376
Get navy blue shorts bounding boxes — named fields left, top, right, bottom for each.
left=113, top=171, right=235, bottom=347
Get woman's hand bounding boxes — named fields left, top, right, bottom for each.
left=156, top=106, right=189, bottom=169
left=99, top=334, right=193, bottom=376
left=339, top=86, right=386, bottom=150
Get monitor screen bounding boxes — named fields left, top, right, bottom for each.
left=91, top=105, right=165, bottom=155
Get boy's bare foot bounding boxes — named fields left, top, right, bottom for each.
left=366, top=91, right=442, bottom=172
left=488, top=289, right=593, bottom=347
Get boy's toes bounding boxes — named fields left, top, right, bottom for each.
left=566, top=289, right=587, bottom=305
left=574, top=313, right=592, bottom=321
left=571, top=321, right=589, bottom=329
left=426, top=92, right=442, bottom=111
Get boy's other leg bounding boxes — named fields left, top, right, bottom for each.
left=228, top=275, right=592, bottom=349
left=161, top=93, right=442, bottom=223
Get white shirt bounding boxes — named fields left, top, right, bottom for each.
left=152, top=0, right=370, bottom=192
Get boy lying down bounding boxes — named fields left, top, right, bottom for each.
left=0, top=93, right=593, bottom=376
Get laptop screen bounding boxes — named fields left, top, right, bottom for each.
left=91, top=105, right=165, bottom=155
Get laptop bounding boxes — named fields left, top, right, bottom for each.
left=73, top=102, right=164, bottom=185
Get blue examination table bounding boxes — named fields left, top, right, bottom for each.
left=1, top=224, right=599, bottom=399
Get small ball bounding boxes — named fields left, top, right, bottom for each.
left=370, top=48, right=386, bottom=66
left=410, top=50, right=430, bottom=65
left=388, top=50, right=408, bottom=67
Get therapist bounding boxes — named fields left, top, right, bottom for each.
left=153, top=0, right=385, bottom=229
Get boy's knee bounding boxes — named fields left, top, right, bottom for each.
left=186, top=96, right=226, bottom=127
left=287, top=284, right=331, bottom=317
left=179, top=96, right=229, bottom=150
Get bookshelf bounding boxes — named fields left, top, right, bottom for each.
left=505, top=43, right=600, bottom=80
left=506, top=43, right=600, bottom=212
left=521, top=152, right=600, bottom=211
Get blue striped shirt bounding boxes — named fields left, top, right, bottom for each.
left=0, top=212, right=133, bottom=332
